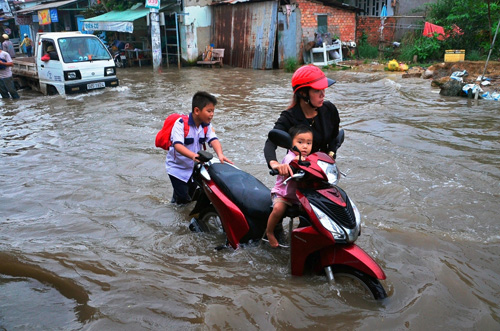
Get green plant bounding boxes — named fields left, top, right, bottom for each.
left=284, top=58, right=298, bottom=73
left=466, top=49, right=482, bottom=61
left=356, top=32, right=379, bottom=59
left=410, top=35, right=443, bottom=62
left=426, top=0, right=500, bottom=57
left=357, top=43, right=379, bottom=59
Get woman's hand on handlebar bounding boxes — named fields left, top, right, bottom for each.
left=270, top=160, right=293, bottom=177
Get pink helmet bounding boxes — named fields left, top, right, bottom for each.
left=292, top=65, right=335, bottom=93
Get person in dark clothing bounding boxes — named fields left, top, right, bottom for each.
left=264, top=64, right=340, bottom=176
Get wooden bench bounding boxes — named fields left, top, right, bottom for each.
left=197, top=48, right=224, bottom=67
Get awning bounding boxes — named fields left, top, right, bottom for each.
left=82, top=4, right=149, bottom=33
left=15, top=0, right=79, bottom=14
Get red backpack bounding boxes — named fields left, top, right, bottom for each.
left=155, top=114, right=208, bottom=150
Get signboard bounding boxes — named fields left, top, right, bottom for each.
left=38, top=9, right=51, bottom=25
left=145, top=0, right=160, bottom=9
left=83, top=21, right=134, bottom=33
left=50, top=9, right=59, bottom=23
left=15, top=15, right=33, bottom=25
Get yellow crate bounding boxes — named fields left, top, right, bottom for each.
left=444, top=50, right=465, bottom=62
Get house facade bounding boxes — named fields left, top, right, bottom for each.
left=181, top=0, right=358, bottom=69
left=348, top=0, right=438, bottom=45
left=180, top=0, right=440, bottom=66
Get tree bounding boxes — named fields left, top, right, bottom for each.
left=88, top=0, right=144, bottom=14
left=426, top=0, right=500, bottom=54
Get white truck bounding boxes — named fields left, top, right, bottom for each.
left=12, top=32, right=119, bottom=95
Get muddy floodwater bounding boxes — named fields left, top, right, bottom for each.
left=1, top=66, right=499, bottom=330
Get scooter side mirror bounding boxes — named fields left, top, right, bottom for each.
left=268, top=129, right=292, bottom=149
left=334, top=129, right=345, bottom=151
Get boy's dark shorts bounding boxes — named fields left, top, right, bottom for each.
left=169, top=175, right=196, bottom=204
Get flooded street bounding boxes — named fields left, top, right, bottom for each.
left=1, top=66, right=499, bottom=330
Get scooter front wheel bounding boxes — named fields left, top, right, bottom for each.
left=330, top=265, right=387, bottom=300
left=198, top=206, right=224, bottom=234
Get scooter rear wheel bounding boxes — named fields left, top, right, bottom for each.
left=198, top=207, right=224, bottom=234
left=331, top=265, right=387, bottom=300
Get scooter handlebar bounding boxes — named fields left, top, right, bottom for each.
left=269, top=169, right=279, bottom=176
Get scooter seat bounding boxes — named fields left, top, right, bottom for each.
left=207, top=163, right=271, bottom=235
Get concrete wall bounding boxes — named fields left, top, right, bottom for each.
left=396, top=0, right=433, bottom=16
left=181, top=3, right=212, bottom=63
left=393, top=0, right=436, bottom=40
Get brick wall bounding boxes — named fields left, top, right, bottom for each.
left=356, top=16, right=396, bottom=46
left=296, top=0, right=356, bottom=43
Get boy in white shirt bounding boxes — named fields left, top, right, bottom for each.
left=166, top=91, right=232, bottom=204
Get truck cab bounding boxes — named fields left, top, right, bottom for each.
left=36, top=32, right=118, bottom=95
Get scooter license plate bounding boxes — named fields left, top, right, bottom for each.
left=87, top=82, right=105, bottom=90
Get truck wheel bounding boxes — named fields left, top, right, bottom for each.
left=47, top=85, right=57, bottom=95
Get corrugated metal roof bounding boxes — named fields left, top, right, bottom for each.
left=16, top=0, right=79, bottom=14
left=83, top=4, right=150, bottom=23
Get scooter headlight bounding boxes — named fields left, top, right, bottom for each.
left=311, top=204, right=346, bottom=242
left=317, top=160, right=339, bottom=185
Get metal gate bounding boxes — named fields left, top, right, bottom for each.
left=213, top=1, right=278, bottom=69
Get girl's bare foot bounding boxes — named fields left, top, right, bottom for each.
left=266, top=232, right=279, bottom=248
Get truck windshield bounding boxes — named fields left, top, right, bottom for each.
left=58, top=37, right=111, bottom=63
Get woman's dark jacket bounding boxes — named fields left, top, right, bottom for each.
left=264, top=100, right=340, bottom=167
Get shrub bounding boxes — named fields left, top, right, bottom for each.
left=284, top=58, right=299, bottom=73
left=357, top=43, right=378, bottom=59
left=466, top=49, right=481, bottom=61
left=357, top=33, right=379, bottom=59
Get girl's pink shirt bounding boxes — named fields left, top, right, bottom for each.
left=270, top=150, right=299, bottom=204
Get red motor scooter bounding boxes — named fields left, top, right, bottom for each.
left=189, top=129, right=387, bottom=299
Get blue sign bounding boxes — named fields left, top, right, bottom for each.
left=50, top=9, right=59, bottom=23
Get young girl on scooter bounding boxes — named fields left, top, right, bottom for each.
left=265, top=125, right=313, bottom=248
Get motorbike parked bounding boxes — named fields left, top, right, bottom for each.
left=188, top=129, right=387, bottom=299
left=108, top=46, right=127, bottom=68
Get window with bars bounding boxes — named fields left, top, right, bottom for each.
left=355, top=0, right=387, bottom=16
left=317, top=15, right=328, bottom=34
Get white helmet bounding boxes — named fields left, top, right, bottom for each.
left=24, top=33, right=28, bottom=37
left=2, top=34, right=9, bottom=40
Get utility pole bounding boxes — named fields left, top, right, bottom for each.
left=146, top=0, right=162, bottom=72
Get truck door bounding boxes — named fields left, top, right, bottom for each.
left=38, top=38, right=64, bottom=94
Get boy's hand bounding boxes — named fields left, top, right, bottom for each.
left=217, top=153, right=233, bottom=164
left=192, top=153, right=200, bottom=161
